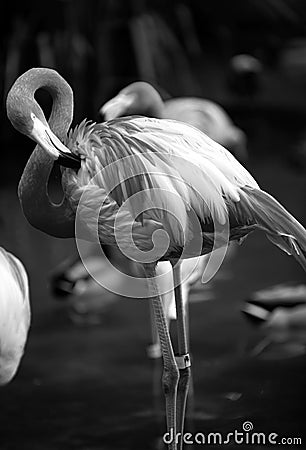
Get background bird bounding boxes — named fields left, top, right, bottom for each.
left=50, top=244, right=127, bottom=324
left=100, top=81, right=248, bottom=163
left=7, top=68, right=306, bottom=450
left=50, top=244, right=207, bottom=422
left=242, top=282, right=306, bottom=323
left=0, top=246, right=30, bottom=385
left=242, top=282, right=306, bottom=358
left=50, top=245, right=207, bottom=333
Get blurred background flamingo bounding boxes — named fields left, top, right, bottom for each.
left=100, top=81, right=248, bottom=164
left=50, top=244, right=209, bottom=422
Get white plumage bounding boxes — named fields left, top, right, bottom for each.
left=0, top=247, right=30, bottom=385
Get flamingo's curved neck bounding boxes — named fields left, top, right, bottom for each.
left=142, top=93, right=164, bottom=119
left=17, top=69, right=75, bottom=238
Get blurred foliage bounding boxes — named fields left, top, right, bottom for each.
left=1, top=0, right=306, bottom=149
left=2, top=0, right=202, bottom=123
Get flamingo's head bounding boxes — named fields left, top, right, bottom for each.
left=100, top=82, right=164, bottom=121
left=7, top=89, right=81, bottom=169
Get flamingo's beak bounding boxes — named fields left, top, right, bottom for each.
left=30, top=115, right=81, bottom=169
left=100, top=93, right=135, bottom=121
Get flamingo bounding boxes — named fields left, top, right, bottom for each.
left=100, top=80, right=242, bottom=389
left=6, top=67, right=306, bottom=450
left=99, top=80, right=244, bottom=351
left=100, top=81, right=248, bottom=163
left=0, top=246, right=30, bottom=385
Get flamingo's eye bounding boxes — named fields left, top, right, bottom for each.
left=30, top=113, right=36, bottom=121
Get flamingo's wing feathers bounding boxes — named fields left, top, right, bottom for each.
left=71, top=117, right=257, bottom=245
left=102, top=118, right=258, bottom=223
left=238, top=186, right=306, bottom=271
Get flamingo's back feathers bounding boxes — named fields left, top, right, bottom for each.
left=92, top=118, right=253, bottom=225
left=238, top=186, right=306, bottom=271
left=64, top=116, right=306, bottom=269
left=66, top=117, right=253, bottom=246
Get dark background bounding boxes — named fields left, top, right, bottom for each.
left=1, top=1, right=306, bottom=449
left=2, top=0, right=306, bottom=183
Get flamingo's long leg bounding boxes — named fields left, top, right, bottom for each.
left=172, top=260, right=191, bottom=450
left=147, top=300, right=163, bottom=424
left=144, top=263, right=179, bottom=450
left=182, top=291, right=196, bottom=431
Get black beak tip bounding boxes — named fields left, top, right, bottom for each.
left=56, top=153, right=81, bottom=170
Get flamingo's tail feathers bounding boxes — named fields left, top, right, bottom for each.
left=239, top=186, right=306, bottom=271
